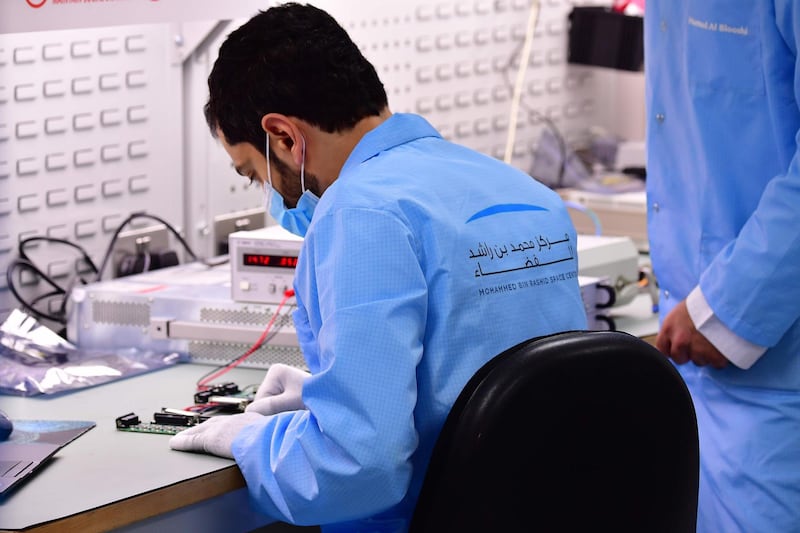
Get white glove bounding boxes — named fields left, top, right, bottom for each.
left=169, top=412, right=263, bottom=459
left=245, top=363, right=310, bottom=416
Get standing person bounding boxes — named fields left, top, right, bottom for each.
left=169, top=3, right=587, bottom=531
left=645, top=3, right=800, bottom=532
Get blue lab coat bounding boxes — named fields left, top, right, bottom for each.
left=232, top=113, right=587, bottom=531
left=646, top=3, right=800, bottom=532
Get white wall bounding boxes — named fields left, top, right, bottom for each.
left=1, top=0, right=643, bottom=326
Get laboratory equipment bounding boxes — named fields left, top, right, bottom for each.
left=229, top=226, right=303, bottom=304
left=67, top=261, right=303, bottom=370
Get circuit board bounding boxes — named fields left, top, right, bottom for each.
left=115, top=411, right=205, bottom=435
left=116, top=382, right=254, bottom=435
left=116, top=419, right=191, bottom=435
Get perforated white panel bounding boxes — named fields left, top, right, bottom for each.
left=184, top=0, right=610, bottom=258
left=2, top=0, right=623, bottom=325
left=0, top=24, right=182, bottom=317
left=337, top=0, right=598, bottom=164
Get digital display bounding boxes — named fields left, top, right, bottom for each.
left=242, top=253, right=298, bottom=269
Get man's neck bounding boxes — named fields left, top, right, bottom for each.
left=310, top=108, right=392, bottom=193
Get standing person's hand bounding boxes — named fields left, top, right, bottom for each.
left=656, top=300, right=730, bottom=369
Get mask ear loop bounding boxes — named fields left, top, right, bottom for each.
left=264, top=134, right=273, bottom=213
left=299, top=135, right=307, bottom=194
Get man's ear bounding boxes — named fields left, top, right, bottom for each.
left=261, top=114, right=304, bottom=166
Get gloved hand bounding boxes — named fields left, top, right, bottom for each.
left=169, top=412, right=263, bottom=459
left=245, top=363, right=310, bottom=416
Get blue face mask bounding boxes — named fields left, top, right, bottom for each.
left=265, top=134, right=319, bottom=237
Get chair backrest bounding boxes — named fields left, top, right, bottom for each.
left=410, top=330, right=699, bottom=533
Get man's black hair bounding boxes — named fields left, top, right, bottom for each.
left=205, top=2, right=388, bottom=153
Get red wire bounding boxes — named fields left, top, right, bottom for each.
left=197, top=289, right=296, bottom=389
left=613, top=0, right=631, bottom=12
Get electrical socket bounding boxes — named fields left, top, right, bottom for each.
left=213, top=207, right=266, bottom=255
left=112, top=225, right=171, bottom=278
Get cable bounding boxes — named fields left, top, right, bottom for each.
left=5, top=214, right=197, bottom=328
left=94, top=212, right=199, bottom=283
left=638, top=265, right=660, bottom=313
left=18, top=237, right=101, bottom=321
left=4, top=216, right=190, bottom=326
left=18, top=237, right=99, bottom=274
left=6, top=235, right=98, bottom=324
left=612, top=0, right=632, bottom=13
left=498, top=7, right=569, bottom=187
left=504, top=0, right=541, bottom=164
left=196, top=289, right=297, bottom=390
left=5, top=258, right=68, bottom=323
left=194, top=328, right=285, bottom=388
left=140, top=249, right=152, bottom=274
left=29, top=289, right=65, bottom=309
left=563, top=200, right=603, bottom=235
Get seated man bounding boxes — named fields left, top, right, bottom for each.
left=170, top=3, right=587, bottom=531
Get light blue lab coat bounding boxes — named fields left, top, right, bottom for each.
left=646, top=3, right=800, bottom=532
left=231, top=113, right=587, bottom=531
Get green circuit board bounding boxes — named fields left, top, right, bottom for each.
left=116, top=421, right=191, bottom=435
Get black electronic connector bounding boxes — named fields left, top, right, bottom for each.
left=194, top=390, right=213, bottom=404
left=194, top=382, right=241, bottom=404
left=116, top=249, right=181, bottom=278
left=221, top=382, right=240, bottom=395
left=115, top=412, right=141, bottom=428
left=153, top=411, right=198, bottom=427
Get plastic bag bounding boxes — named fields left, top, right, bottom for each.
left=1, top=309, right=187, bottom=397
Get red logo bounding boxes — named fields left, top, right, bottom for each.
left=26, top=0, right=47, bottom=8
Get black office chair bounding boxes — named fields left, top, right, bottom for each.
left=410, top=330, right=699, bottom=533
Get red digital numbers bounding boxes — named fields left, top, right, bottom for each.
left=243, top=253, right=298, bottom=268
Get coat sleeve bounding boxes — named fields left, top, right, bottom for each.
left=699, top=4, right=800, bottom=348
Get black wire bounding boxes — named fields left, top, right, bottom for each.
left=14, top=237, right=99, bottom=297
left=56, top=275, right=85, bottom=318
left=5, top=213, right=201, bottom=328
left=29, top=289, right=65, bottom=308
left=6, top=237, right=101, bottom=325
left=19, top=237, right=99, bottom=274
left=8, top=256, right=67, bottom=296
left=4, top=215, right=192, bottom=324
left=5, top=259, right=68, bottom=323
left=94, top=212, right=199, bottom=283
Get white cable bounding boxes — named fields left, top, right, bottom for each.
left=563, top=200, right=603, bottom=236
left=504, top=0, right=541, bottom=164
left=141, top=251, right=152, bottom=273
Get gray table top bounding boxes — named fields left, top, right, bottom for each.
left=0, top=363, right=266, bottom=531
